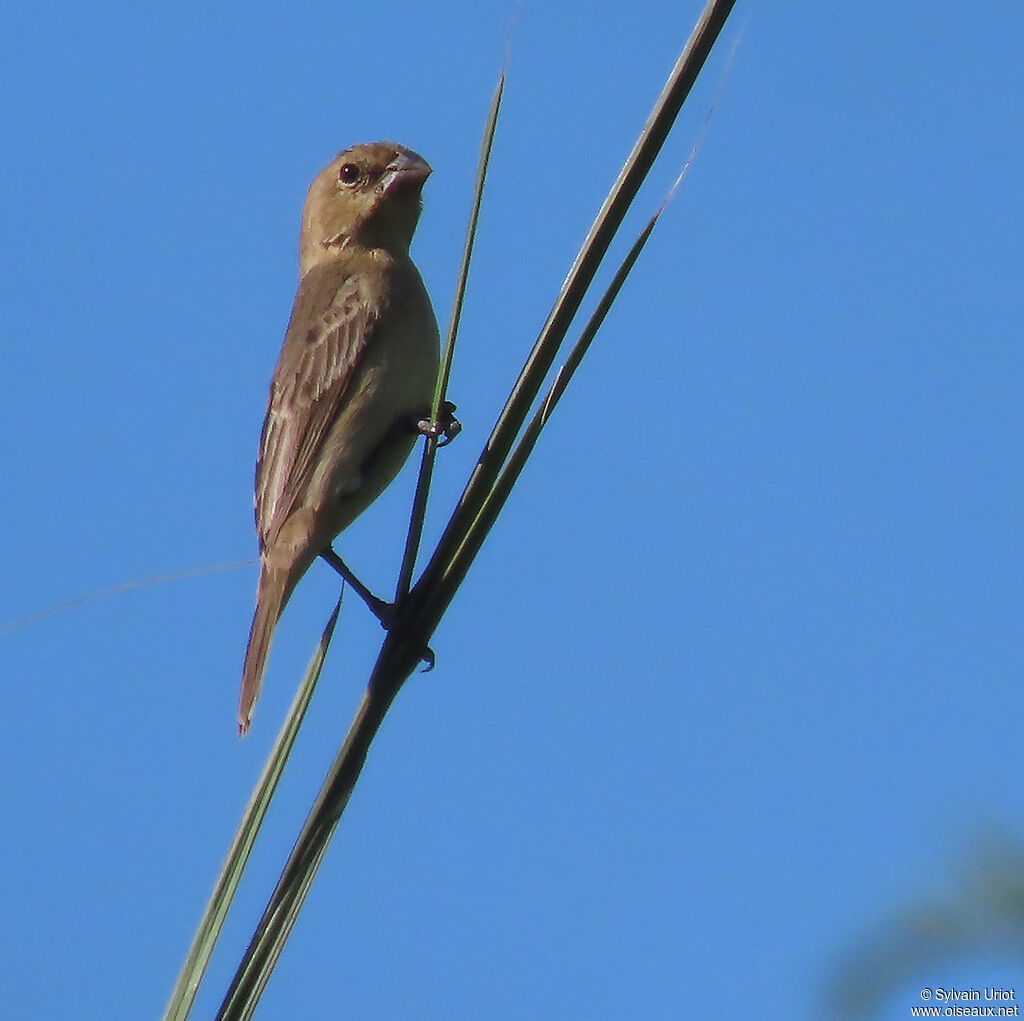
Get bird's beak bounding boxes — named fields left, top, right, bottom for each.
left=381, top=149, right=432, bottom=196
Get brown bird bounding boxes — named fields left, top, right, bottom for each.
left=238, top=142, right=440, bottom=733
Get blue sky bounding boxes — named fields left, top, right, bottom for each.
left=2, top=2, right=1023, bottom=1018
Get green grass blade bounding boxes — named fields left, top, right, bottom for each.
left=214, top=682, right=397, bottom=1021
left=396, top=68, right=505, bottom=601
left=161, top=595, right=343, bottom=1021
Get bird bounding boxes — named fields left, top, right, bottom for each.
left=238, top=142, right=440, bottom=734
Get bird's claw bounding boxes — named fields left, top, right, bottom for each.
left=349, top=592, right=436, bottom=671
left=369, top=601, right=434, bottom=671
left=417, top=401, right=461, bottom=447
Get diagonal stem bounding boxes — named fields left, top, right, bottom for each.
left=408, top=0, right=737, bottom=625
left=407, top=0, right=736, bottom=627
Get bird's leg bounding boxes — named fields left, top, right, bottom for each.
left=416, top=400, right=461, bottom=447
left=319, top=548, right=394, bottom=626
left=319, top=547, right=436, bottom=671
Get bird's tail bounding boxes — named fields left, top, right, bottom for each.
left=238, top=564, right=291, bottom=735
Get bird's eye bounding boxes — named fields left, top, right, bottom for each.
left=338, top=163, right=361, bottom=186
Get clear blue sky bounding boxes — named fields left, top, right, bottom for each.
left=2, top=2, right=1022, bottom=1018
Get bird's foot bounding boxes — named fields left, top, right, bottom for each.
left=417, top=401, right=461, bottom=447
left=320, top=547, right=435, bottom=669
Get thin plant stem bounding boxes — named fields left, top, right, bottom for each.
left=162, top=596, right=343, bottom=1021
left=396, top=69, right=505, bottom=601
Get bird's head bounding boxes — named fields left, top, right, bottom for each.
left=299, top=141, right=431, bottom=274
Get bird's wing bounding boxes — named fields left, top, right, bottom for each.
left=255, top=263, right=381, bottom=550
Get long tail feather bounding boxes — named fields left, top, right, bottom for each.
left=238, top=567, right=290, bottom=734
